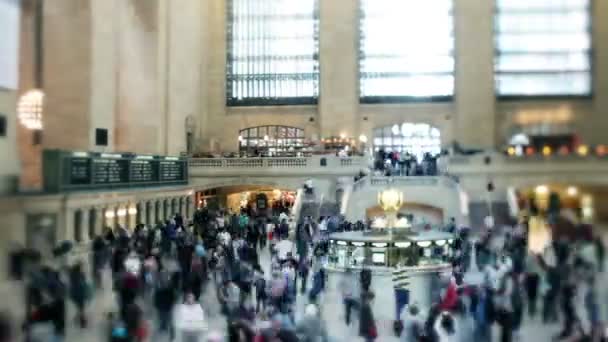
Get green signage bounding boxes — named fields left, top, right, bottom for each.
left=43, top=150, right=188, bottom=192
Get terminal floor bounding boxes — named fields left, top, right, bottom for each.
left=2, top=246, right=603, bottom=342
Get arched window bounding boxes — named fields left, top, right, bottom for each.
left=239, top=125, right=306, bottom=156
left=373, top=123, right=441, bottom=161
left=226, top=0, right=319, bottom=106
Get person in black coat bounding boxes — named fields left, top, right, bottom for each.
left=360, top=267, right=372, bottom=293
left=359, top=292, right=377, bottom=341
left=154, top=280, right=176, bottom=335
left=92, top=236, right=107, bottom=289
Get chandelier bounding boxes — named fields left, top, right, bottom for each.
left=17, top=89, right=44, bottom=130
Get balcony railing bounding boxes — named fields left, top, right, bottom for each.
left=352, top=175, right=457, bottom=192
left=189, top=156, right=366, bottom=176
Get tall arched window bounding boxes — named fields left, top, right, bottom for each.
left=239, top=125, right=306, bottom=156
left=226, top=0, right=320, bottom=106
left=373, top=123, right=441, bottom=161
left=495, top=0, right=592, bottom=97
left=359, top=0, right=455, bottom=102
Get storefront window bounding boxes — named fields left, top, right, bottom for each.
left=239, top=125, right=307, bottom=156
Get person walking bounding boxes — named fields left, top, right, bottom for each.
left=154, top=272, right=176, bottom=338
left=295, top=304, right=329, bottom=342
left=68, top=262, right=92, bottom=328
left=524, top=253, right=541, bottom=318
left=174, top=293, right=208, bottom=342
left=359, top=292, right=378, bottom=342
left=400, top=304, right=423, bottom=342
left=340, top=268, right=361, bottom=326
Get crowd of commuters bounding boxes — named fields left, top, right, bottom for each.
left=401, top=219, right=606, bottom=342
left=16, top=205, right=378, bottom=342
left=10, top=198, right=608, bottom=342
left=373, top=150, right=440, bottom=177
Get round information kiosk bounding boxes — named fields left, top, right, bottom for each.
left=327, top=230, right=454, bottom=309
left=327, top=188, right=455, bottom=310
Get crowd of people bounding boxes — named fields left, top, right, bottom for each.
left=400, top=220, right=606, bottom=342
left=17, top=207, right=365, bottom=342
left=373, top=150, right=440, bottom=177
left=11, top=203, right=608, bottom=342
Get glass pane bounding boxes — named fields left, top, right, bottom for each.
left=227, top=0, right=319, bottom=104
left=360, top=0, right=454, bottom=98
left=495, top=0, right=591, bottom=96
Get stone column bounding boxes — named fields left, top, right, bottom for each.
left=80, top=208, right=90, bottom=243
left=318, top=0, right=359, bottom=138
left=186, top=196, right=193, bottom=218
left=90, top=207, right=101, bottom=239
left=178, top=197, right=184, bottom=217
left=453, top=0, right=496, bottom=149
left=135, top=202, right=143, bottom=226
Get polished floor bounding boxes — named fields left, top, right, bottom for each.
left=6, top=245, right=605, bottom=342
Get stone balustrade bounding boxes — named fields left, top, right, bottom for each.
left=189, top=156, right=366, bottom=177
left=353, top=176, right=457, bottom=192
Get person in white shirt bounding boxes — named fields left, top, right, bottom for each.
left=216, top=216, right=225, bottom=229
left=218, top=230, right=231, bottom=247
left=174, top=293, right=207, bottom=342
left=276, top=237, right=294, bottom=262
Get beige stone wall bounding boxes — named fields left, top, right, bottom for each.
left=12, top=0, right=608, bottom=170
left=198, top=0, right=608, bottom=153
left=0, top=90, right=20, bottom=194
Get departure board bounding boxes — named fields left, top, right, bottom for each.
left=92, top=158, right=129, bottom=184
left=159, top=160, right=185, bottom=181
left=68, top=158, right=90, bottom=185
left=130, top=160, right=158, bottom=183
left=43, top=150, right=188, bottom=192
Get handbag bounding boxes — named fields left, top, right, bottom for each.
left=369, top=324, right=378, bottom=339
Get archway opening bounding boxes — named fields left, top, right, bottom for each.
left=196, top=185, right=297, bottom=216
left=373, top=123, right=441, bottom=162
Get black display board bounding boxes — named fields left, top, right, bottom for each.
left=43, top=150, right=188, bottom=192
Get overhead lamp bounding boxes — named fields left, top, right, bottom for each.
left=128, top=207, right=137, bottom=215
left=417, top=241, right=432, bottom=248
left=542, top=146, right=552, bottom=156
left=395, top=242, right=412, bottom=248
left=359, top=134, right=368, bottom=143
left=577, top=145, right=589, bottom=156
left=18, top=89, right=44, bottom=130
left=117, top=208, right=127, bottom=217
left=525, top=146, right=535, bottom=156
left=567, top=186, right=578, bottom=197
left=105, top=211, right=115, bottom=219
left=506, top=146, right=515, bottom=156
left=535, top=185, right=549, bottom=195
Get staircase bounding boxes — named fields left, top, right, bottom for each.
left=342, top=176, right=464, bottom=223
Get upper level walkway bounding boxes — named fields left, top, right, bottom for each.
left=189, top=155, right=366, bottom=177
left=447, top=152, right=608, bottom=186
